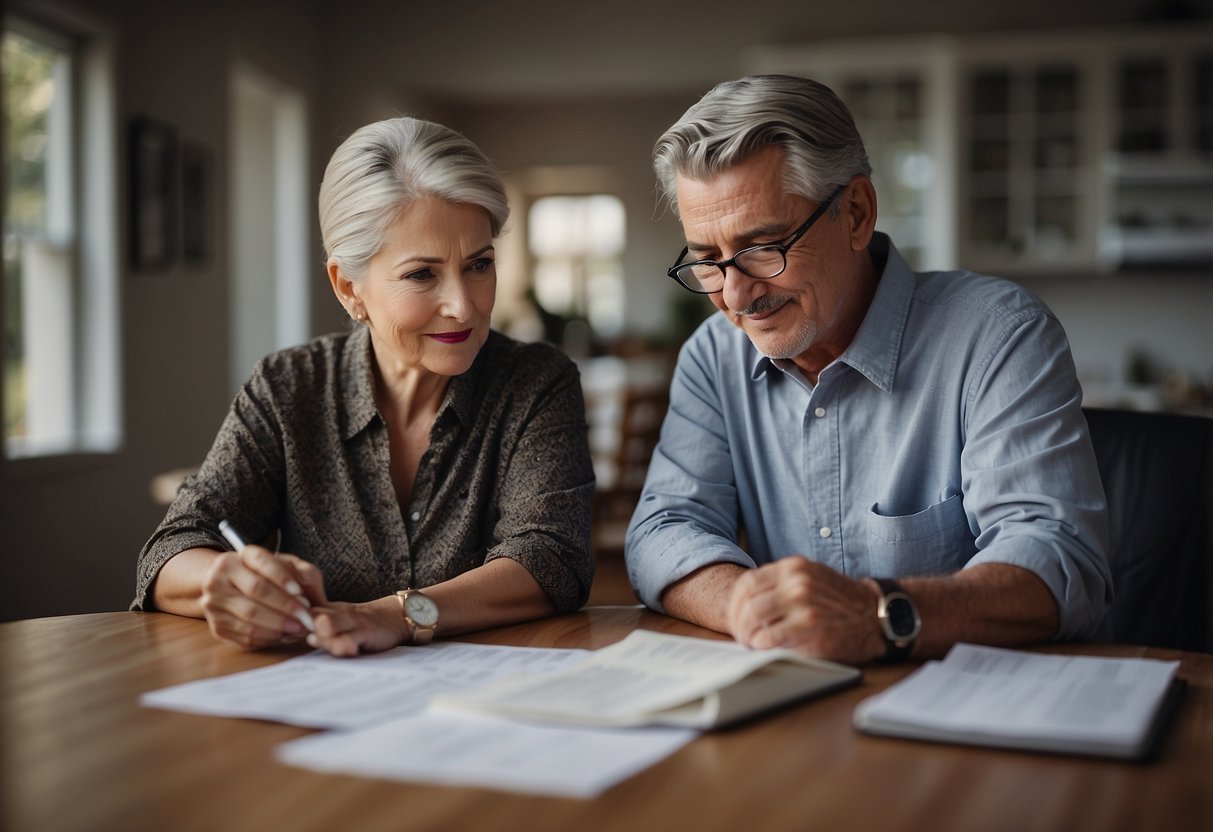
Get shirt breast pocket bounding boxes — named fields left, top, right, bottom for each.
left=864, top=493, right=976, bottom=577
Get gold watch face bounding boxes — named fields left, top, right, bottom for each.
left=405, top=592, right=439, bottom=627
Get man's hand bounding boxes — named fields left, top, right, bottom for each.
left=663, top=558, right=1058, bottom=664
left=726, top=558, right=886, bottom=664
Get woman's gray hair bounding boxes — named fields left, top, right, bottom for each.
left=319, top=117, right=509, bottom=279
left=653, top=75, right=871, bottom=214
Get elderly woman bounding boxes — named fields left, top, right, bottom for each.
left=133, top=117, right=595, bottom=655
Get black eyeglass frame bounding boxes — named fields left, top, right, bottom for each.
left=666, top=185, right=847, bottom=294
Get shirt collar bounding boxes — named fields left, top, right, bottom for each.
left=748, top=232, right=913, bottom=393
left=339, top=324, right=488, bottom=440
left=836, top=233, right=912, bottom=393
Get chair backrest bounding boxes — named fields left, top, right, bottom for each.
left=611, top=386, right=669, bottom=493
left=588, top=385, right=669, bottom=562
left=1083, top=407, right=1213, bottom=652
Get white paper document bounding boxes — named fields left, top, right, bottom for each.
left=141, top=641, right=589, bottom=729
left=275, top=711, right=696, bottom=799
left=853, top=643, right=1181, bottom=758
left=142, top=639, right=697, bottom=798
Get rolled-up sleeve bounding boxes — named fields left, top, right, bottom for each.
left=133, top=360, right=286, bottom=610
left=488, top=357, right=596, bottom=612
left=961, top=310, right=1112, bottom=639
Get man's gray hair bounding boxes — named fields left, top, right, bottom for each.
left=653, top=75, right=872, bottom=214
left=319, top=117, right=509, bottom=279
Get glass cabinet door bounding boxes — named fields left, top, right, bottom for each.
left=1117, top=58, right=1170, bottom=153
left=961, top=61, right=1090, bottom=271
left=966, top=69, right=1012, bottom=250
left=1100, top=46, right=1213, bottom=269
left=1196, top=55, right=1213, bottom=155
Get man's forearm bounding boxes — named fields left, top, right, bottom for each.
left=661, top=559, right=1059, bottom=663
left=660, top=562, right=748, bottom=635
left=899, top=562, right=1059, bottom=658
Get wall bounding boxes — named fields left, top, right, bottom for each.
left=1019, top=273, right=1213, bottom=406
left=0, top=0, right=324, bottom=620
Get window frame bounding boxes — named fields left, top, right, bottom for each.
left=2, top=8, right=121, bottom=469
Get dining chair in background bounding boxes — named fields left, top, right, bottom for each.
left=1084, top=407, right=1213, bottom=653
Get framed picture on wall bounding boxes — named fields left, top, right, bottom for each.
left=128, top=117, right=177, bottom=271
left=180, top=140, right=213, bottom=264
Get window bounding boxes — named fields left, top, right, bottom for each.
left=527, top=194, right=626, bottom=343
left=2, top=15, right=119, bottom=458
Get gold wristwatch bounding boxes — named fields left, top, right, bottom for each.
left=396, top=589, right=439, bottom=645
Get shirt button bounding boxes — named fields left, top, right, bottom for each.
left=814, top=407, right=826, bottom=418
left=819, top=526, right=832, bottom=538
left=410, top=511, right=421, bottom=521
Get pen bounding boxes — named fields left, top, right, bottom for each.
left=218, top=518, right=316, bottom=633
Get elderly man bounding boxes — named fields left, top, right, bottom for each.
left=625, top=75, right=1111, bottom=665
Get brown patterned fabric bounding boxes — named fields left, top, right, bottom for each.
left=133, top=326, right=595, bottom=612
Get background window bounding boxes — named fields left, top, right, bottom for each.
left=2, top=16, right=119, bottom=458
left=527, top=194, right=626, bottom=345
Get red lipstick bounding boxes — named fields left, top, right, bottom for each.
left=427, top=329, right=473, bottom=344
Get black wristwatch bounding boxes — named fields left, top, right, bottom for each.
left=875, top=578, right=921, bottom=662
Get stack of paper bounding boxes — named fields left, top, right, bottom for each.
left=141, top=639, right=696, bottom=797
left=142, top=632, right=862, bottom=796
left=141, top=641, right=591, bottom=729
left=853, top=643, right=1182, bottom=760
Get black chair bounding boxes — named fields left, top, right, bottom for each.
left=1083, top=407, right=1213, bottom=653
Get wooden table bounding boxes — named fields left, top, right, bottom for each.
left=2, top=608, right=1210, bottom=832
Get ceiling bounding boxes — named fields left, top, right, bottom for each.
left=319, top=0, right=1204, bottom=101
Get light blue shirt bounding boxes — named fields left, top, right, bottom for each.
left=626, top=234, right=1112, bottom=639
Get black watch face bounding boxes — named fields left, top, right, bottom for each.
left=886, top=597, right=918, bottom=638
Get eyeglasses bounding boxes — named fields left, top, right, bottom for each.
left=666, top=185, right=846, bottom=294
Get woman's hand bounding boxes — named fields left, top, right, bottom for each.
left=198, top=546, right=327, bottom=650
left=307, top=597, right=411, bottom=657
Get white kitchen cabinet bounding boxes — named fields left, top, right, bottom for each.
left=747, top=25, right=1213, bottom=276
left=1098, top=37, right=1213, bottom=270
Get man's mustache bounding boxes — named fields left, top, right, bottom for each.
left=736, top=295, right=790, bottom=317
